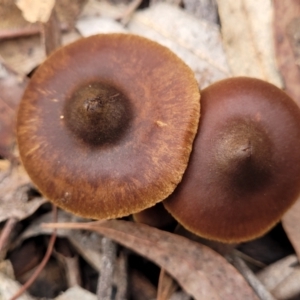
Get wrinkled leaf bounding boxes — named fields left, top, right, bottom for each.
left=128, top=3, right=230, bottom=88
left=216, top=0, right=282, bottom=86
left=0, top=1, right=35, bottom=39
left=0, top=166, right=46, bottom=222
left=0, top=35, right=45, bottom=75
left=271, top=268, right=300, bottom=300
left=44, top=220, right=259, bottom=300
left=0, top=60, right=28, bottom=158
left=257, top=255, right=298, bottom=291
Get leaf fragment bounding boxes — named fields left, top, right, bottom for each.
left=43, top=220, right=259, bottom=300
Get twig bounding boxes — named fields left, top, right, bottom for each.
left=0, top=26, right=41, bottom=40
left=40, top=7, right=62, bottom=56
left=157, top=269, right=178, bottom=300
left=230, top=254, right=276, bottom=300
left=10, top=205, right=57, bottom=300
left=0, top=23, right=68, bottom=41
left=233, top=249, right=267, bottom=269
left=0, top=217, right=18, bottom=252
left=115, top=250, right=128, bottom=300
left=97, top=237, right=117, bottom=300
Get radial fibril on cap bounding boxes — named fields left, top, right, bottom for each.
left=164, top=77, right=300, bottom=243
left=17, top=34, right=200, bottom=220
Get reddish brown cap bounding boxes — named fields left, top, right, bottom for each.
left=17, top=34, right=200, bottom=219
left=164, top=77, right=300, bottom=243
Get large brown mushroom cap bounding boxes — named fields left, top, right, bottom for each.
left=17, top=34, right=200, bottom=219
left=164, top=77, right=300, bottom=243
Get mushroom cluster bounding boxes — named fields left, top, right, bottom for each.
left=164, top=77, right=300, bottom=243
left=17, top=33, right=300, bottom=244
left=17, top=34, right=200, bottom=220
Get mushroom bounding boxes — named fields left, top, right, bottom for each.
left=164, top=77, right=300, bottom=243
left=17, top=34, right=200, bottom=220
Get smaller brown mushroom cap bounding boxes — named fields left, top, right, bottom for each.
left=164, top=77, right=300, bottom=243
left=17, top=34, right=200, bottom=220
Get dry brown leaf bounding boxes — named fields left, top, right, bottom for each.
left=128, top=3, right=230, bottom=88
left=257, top=255, right=298, bottom=292
left=0, top=1, right=37, bottom=39
left=216, top=0, right=282, bottom=86
left=273, top=0, right=300, bottom=106
left=282, top=198, right=300, bottom=260
left=0, top=166, right=46, bottom=222
left=55, top=0, right=88, bottom=29
left=0, top=35, right=45, bottom=75
left=0, top=0, right=86, bottom=40
left=0, top=60, right=28, bottom=158
left=0, top=1, right=83, bottom=74
left=0, top=30, right=80, bottom=76
left=271, top=268, right=300, bottom=300
left=44, top=220, right=259, bottom=300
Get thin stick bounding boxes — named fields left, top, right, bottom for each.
left=0, top=217, right=18, bottom=252
left=157, top=269, right=178, bottom=300
left=10, top=206, right=57, bottom=300
left=0, top=26, right=40, bottom=40
left=0, top=23, right=68, bottom=41
left=115, top=250, right=128, bottom=300
left=230, top=255, right=276, bottom=300
left=40, top=8, right=61, bottom=56
left=97, top=237, right=117, bottom=300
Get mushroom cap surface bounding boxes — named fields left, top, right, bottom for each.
left=17, top=34, right=200, bottom=219
left=164, top=77, right=300, bottom=243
